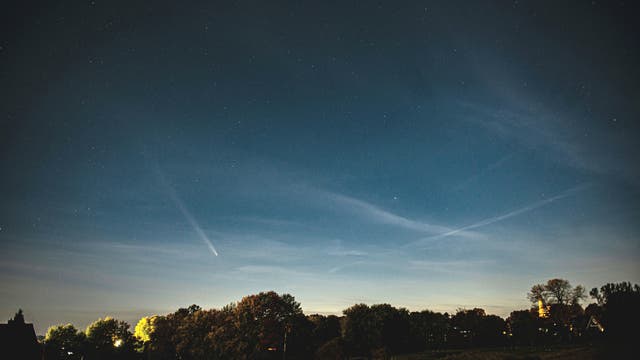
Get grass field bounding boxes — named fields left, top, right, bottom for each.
left=395, top=346, right=598, bottom=360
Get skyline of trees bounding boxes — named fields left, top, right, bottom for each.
left=32, top=279, right=639, bottom=359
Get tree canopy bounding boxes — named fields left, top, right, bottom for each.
left=44, top=324, right=85, bottom=360
left=36, top=279, right=639, bottom=360
left=527, top=278, right=586, bottom=306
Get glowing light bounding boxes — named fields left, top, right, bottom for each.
left=538, top=299, right=549, bottom=318
left=114, top=339, right=123, bottom=347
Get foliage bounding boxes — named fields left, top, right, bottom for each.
left=507, top=309, right=544, bottom=346
left=527, top=279, right=586, bottom=307
left=130, top=292, right=311, bottom=360
left=308, top=314, right=341, bottom=350
left=233, top=291, right=308, bottom=358
left=44, top=324, right=85, bottom=360
left=33, top=279, right=637, bottom=360
left=134, top=315, right=158, bottom=343
left=342, top=303, right=375, bottom=355
left=590, top=281, right=640, bottom=347
left=408, top=310, right=449, bottom=351
left=342, top=303, right=412, bottom=356
left=85, top=317, right=137, bottom=360
left=449, top=308, right=507, bottom=348
left=315, top=337, right=345, bottom=360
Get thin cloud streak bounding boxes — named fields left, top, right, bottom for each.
left=316, top=189, right=482, bottom=239
left=328, top=261, right=365, bottom=274
left=452, top=154, right=515, bottom=191
left=460, top=100, right=637, bottom=182
left=407, top=183, right=591, bottom=247
left=408, top=259, right=494, bottom=274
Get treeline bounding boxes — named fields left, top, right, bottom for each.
left=38, top=280, right=640, bottom=359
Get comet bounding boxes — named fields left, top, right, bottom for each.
left=154, top=163, right=219, bottom=257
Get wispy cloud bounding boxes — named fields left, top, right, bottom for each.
left=408, top=259, right=494, bottom=274
left=459, top=98, right=636, bottom=182
left=310, top=188, right=482, bottom=239
left=235, top=265, right=311, bottom=277
left=328, top=261, right=365, bottom=274
left=407, top=183, right=591, bottom=247
left=326, top=239, right=368, bottom=257
left=219, top=236, right=313, bottom=261
left=327, top=249, right=368, bottom=257
left=89, top=241, right=201, bottom=257
left=452, top=154, right=514, bottom=191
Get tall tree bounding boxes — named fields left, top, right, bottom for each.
left=369, top=304, right=410, bottom=354
left=44, top=324, right=85, bottom=360
left=408, top=310, right=449, bottom=351
left=507, top=310, right=540, bottom=346
left=134, top=315, right=158, bottom=343
left=85, top=317, right=136, bottom=360
left=590, top=282, right=640, bottom=347
left=528, top=278, right=586, bottom=306
left=342, top=304, right=374, bottom=356
left=233, top=291, right=305, bottom=358
left=308, top=314, right=341, bottom=350
left=450, top=308, right=485, bottom=347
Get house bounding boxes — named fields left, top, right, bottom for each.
left=0, top=309, right=41, bottom=360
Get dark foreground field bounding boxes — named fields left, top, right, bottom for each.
left=397, top=346, right=599, bottom=360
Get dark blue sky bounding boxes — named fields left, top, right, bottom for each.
left=1, top=0, right=639, bottom=334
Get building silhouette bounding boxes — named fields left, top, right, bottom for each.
left=0, top=309, right=41, bottom=360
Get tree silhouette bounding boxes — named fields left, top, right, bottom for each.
left=342, top=303, right=374, bottom=356
left=84, top=317, right=136, bottom=360
left=308, top=314, right=341, bottom=351
left=590, top=282, right=640, bottom=348
left=44, top=324, right=85, bottom=360
left=528, top=278, right=586, bottom=307
left=29, top=281, right=640, bottom=359
left=507, top=310, right=540, bottom=346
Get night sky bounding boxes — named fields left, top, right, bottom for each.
left=1, top=1, right=639, bottom=334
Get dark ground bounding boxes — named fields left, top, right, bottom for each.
left=396, top=346, right=606, bottom=360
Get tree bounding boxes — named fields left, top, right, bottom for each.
left=507, top=310, right=540, bottom=346
left=528, top=279, right=586, bottom=307
left=173, top=308, right=231, bottom=360
left=342, top=304, right=374, bottom=356
left=134, top=315, right=172, bottom=358
left=476, top=315, right=506, bottom=347
left=134, top=316, right=158, bottom=344
left=85, top=317, right=137, bottom=360
left=233, top=291, right=306, bottom=359
left=450, top=308, right=485, bottom=347
left=589, top=287, right=604, bottom=305
left=369, top=304, right=410, bottom=354
left=408, top=310, right=449, bottom=351
left=342, top=303, right=411, bottom=356
left=590, top=282, right=640, bottom=347
left=528, top=284, right=548, bottom=305
left=315, top=337, right=345, bottom=360
left=144, top=314, right=180, bottom=360
left=308, top=314, right=341, bottom=350
left=45, top=324, right=85, bottom=360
